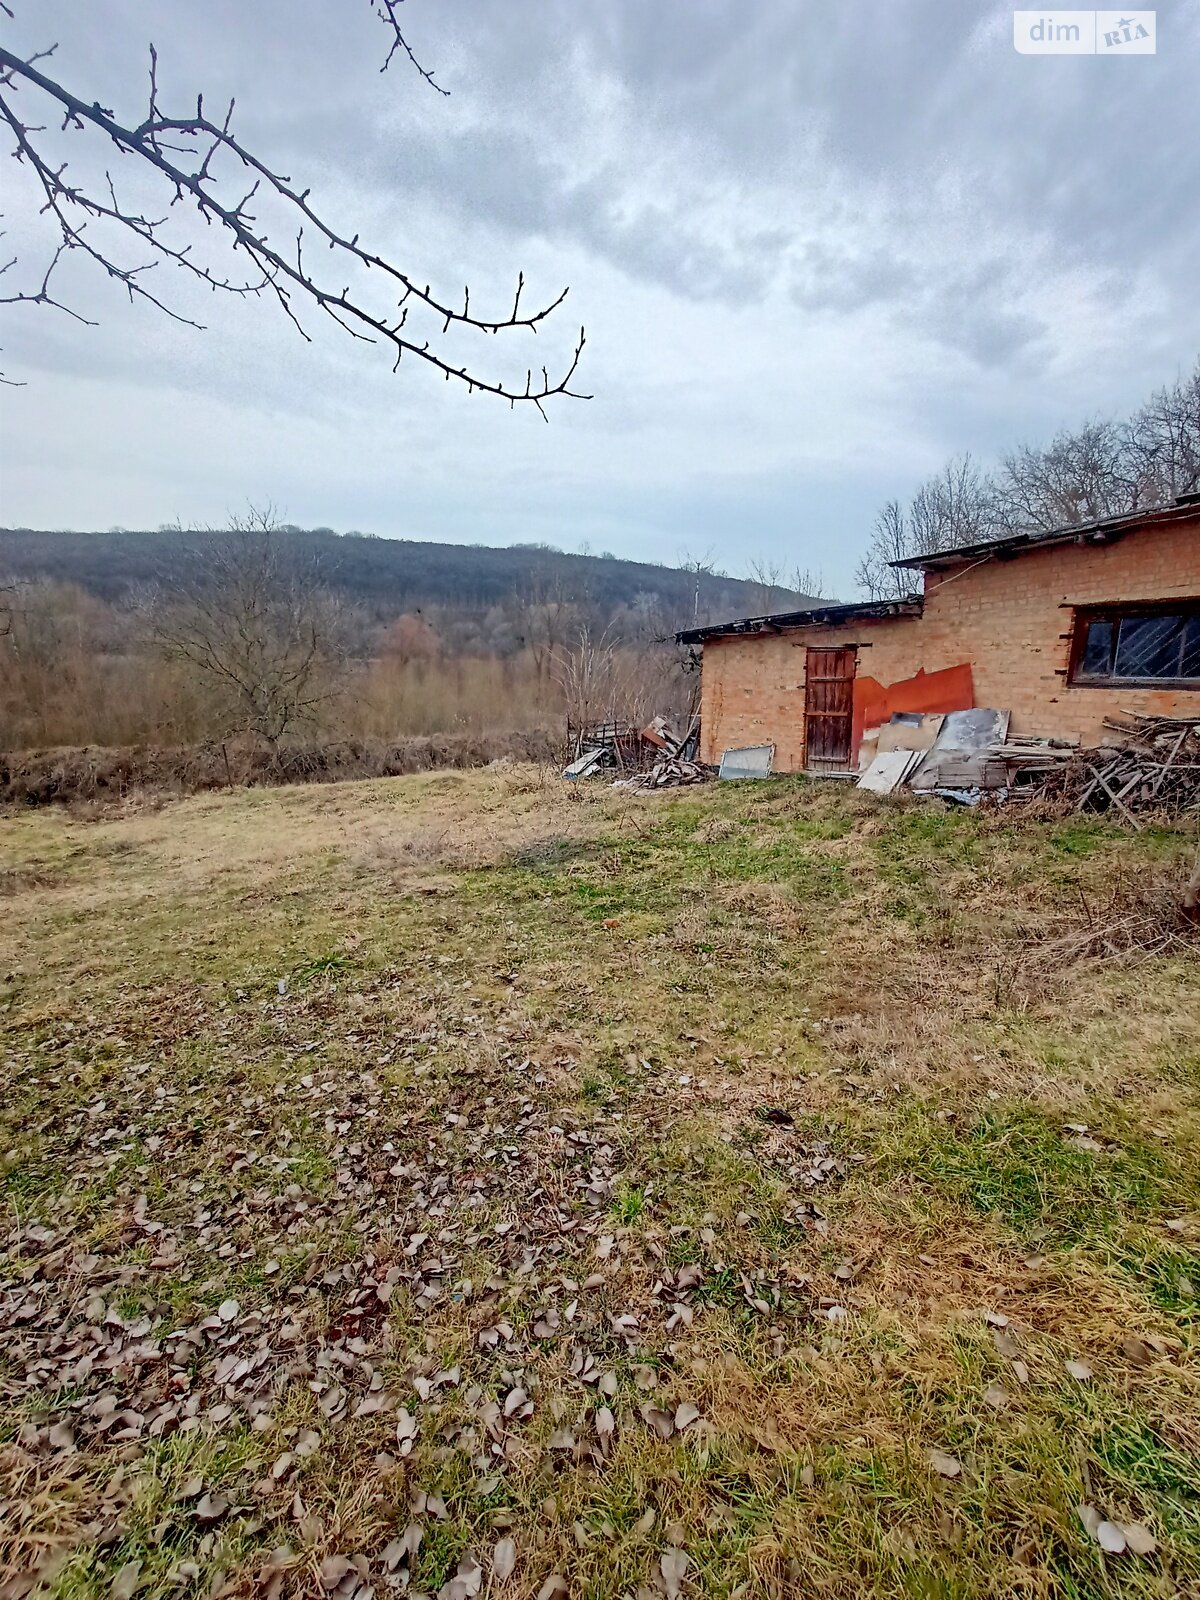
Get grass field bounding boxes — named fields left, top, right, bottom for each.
left=2, top=767, right=1198, bottom=1600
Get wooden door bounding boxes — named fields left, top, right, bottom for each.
left=804, top=647, right=856, bottom=772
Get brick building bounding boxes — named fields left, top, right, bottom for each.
left=677, top=499, right=1200, bottom=773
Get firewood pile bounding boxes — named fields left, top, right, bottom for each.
left=1069, top=712, right=1200, bottom=825
left=614, top=756, right=712, bottom=790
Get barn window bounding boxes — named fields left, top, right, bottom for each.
left=1070, top=603, right=1200, bottom=687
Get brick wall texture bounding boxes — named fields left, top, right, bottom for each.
left=698, top=520, right=1200, bottom=770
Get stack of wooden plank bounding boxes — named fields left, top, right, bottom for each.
left=1072, top=712, right=1200, bottom=824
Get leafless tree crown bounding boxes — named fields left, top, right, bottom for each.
left=857, top=362, right=1200, bottom=597
left=147, top=506, right=348, bottom=744
left=0, top=2, right=588, bottom=412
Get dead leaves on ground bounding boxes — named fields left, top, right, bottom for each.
left=1078, top=1504, right=1158, bottom=1558
left=0, top=924, right=1189, bottom=1596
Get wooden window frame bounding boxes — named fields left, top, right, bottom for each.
left=1067, top=598, right=1200, bottom=691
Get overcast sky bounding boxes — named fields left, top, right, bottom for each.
left=1, top=1, right=1198, bottom=594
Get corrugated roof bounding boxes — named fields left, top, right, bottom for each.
left=890, top=495, right=1199, bottom=572
left=675, top=597, right=923, bottom=646
left=674, top=495, right=1198, bottom=646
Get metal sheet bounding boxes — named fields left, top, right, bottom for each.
left=857, top=750, right=922, bottom=795
left=936, top=708, right=1011, bottom=751
left=908, top=708, right=1012, bottom=791
left=719, top=744, right=775, bottom=780
left=852, top=662, right=975, bottom=755
left=563, top=748, right=605, bottom=780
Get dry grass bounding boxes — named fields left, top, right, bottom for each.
left=0, top=732, right=563, bottom=808
left=1, top=771, right=1197, bottom=1599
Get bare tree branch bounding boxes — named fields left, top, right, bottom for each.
left=0, top=13, right=588, bottom=408
left=370, top=0, right=448, bottom=93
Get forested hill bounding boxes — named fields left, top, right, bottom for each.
left=0, top=527, right=806, bottom=632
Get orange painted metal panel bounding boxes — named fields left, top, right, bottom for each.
left=851, top=662, right=975, bottom=754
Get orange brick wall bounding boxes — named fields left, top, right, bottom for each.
left=698, top=520, right=1200, bottom=769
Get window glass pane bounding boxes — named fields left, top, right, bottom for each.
left=1113, top=614, right=1184, bottom=679
left=1182, top=614, right=1200, bottom=679
left=1081, top=619, right=1113, bottom=676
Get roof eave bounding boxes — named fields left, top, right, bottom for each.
left=891, top=497, right=1199, bottom=572
left=675, top=596, right=923, bottom=646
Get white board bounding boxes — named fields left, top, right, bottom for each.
left=857, top=750, right=922, bottom=795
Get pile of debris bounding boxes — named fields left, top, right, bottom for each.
left=614, top=756, right=711, bottom=791
left=857, top=707, right=1200, bottom=823
left=563, top=714, right=706, bottom=787
left=1066, top=712, right=1200, bottom=824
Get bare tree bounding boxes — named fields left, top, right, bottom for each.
left=1125, top=364, right=1200, bottom=506
left=744, top=556, right=787, bottom=614
left=149, top=505, right=347, bottom=744
left=556, top=626, right=622, bottom=735
left=856, top=498, right=917, bottom=600
left=995, top=420, right=1135, bottom=533
left=991, top=362, right=1199, bottom=534
left=675, top=548, right=723, bottom=625
left=908, top=454, right=997, bottom=551
left=787, top=563, right=829, bottom=602
left=556, top=625, right=688, bottom=738
left=0, top=4, right=587, bottom=411
left=857, top=454, right=1001, bottom=597
left=513, top=571, right=578, bottom=682
left=857, top=360, right=1200, bottom=595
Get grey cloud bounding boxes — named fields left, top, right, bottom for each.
left=2, top=0, right=1198, bottom=597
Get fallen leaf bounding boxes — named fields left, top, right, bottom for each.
left=640, top=1404, right=674, bottom=1440
left=1078, top=1505, right=1126, bottom=1553
left=1012, top=1533, right=1038, bottom=1566
left=1065, top=1359, right=1093, bottom=1382
left=492, top=1537, right=517, bottom=1582
left=927, top=1449, right=961, bottom=1479
left=194, top=1492, right=229, bottom=1523
left=217, top=1298, right=239, bottom=1323
left=320, top=1555, right=352, bottom=1591
left=1120, top=1334, right=1156, bottom=1368
left=674, top=1402, right=701, bottom=1432
left=1121, top=1522, right=1157, bottom=1556
left=440, top=1552, right=483, bottom=1599
left=110, top=1560, right=142, bottom=1600
left=660, top=1547, right=690, bottom=1599
left=535, top=1577, right=569, bottom=1600
left=395, top=1409, right=419, bottom=1455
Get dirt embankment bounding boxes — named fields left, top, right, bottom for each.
left=0, top=730, right=563, bottom=806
